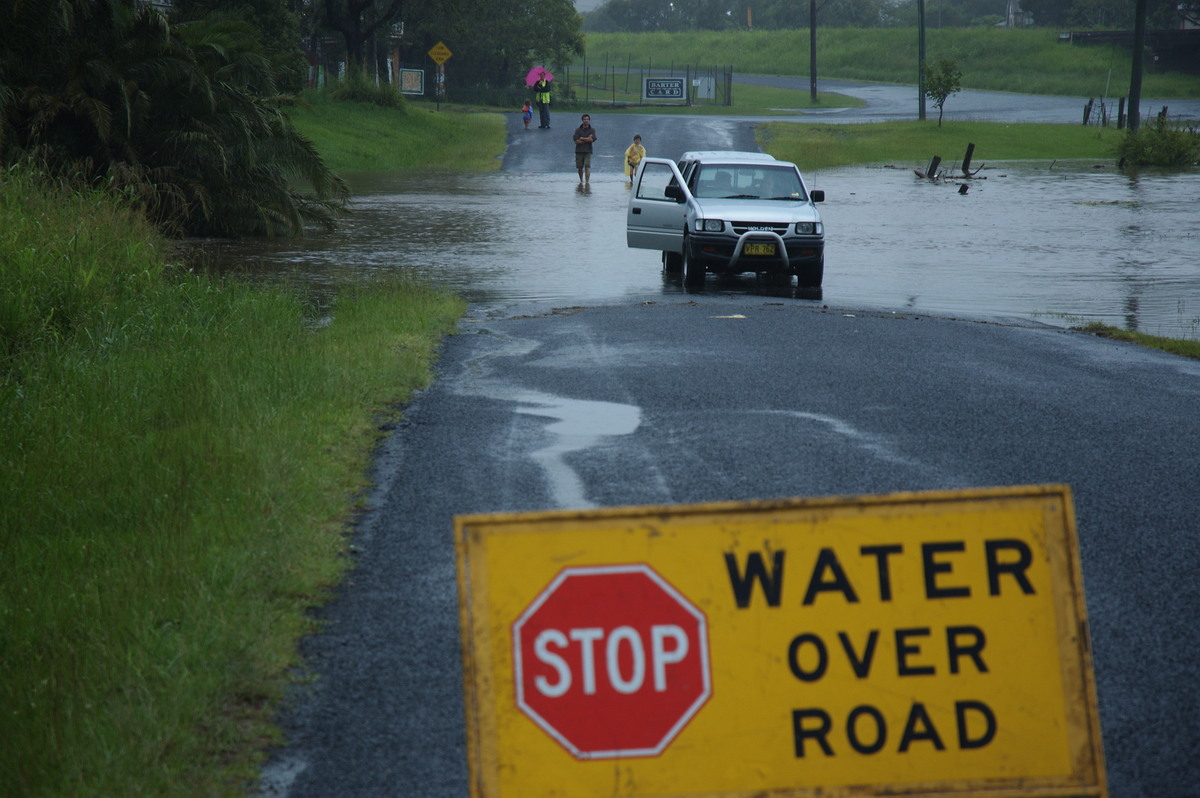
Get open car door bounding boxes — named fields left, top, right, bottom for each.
left=626, top=157, right=691, bottom=255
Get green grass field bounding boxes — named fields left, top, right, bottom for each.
left=760, top=120, right=1122, bottom=169
left=575, top=29, right=1200, bottom=100
left=287, top=93, right=506, bottom=174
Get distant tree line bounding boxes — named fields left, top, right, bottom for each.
left=168, top=0, right=583, bottom=93
left=1021, top=0, right=1197, bottom=29
left=582, top=0, right=1199, bottom=32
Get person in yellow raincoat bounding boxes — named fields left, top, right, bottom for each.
left=624, top=134, right=646, bottom=184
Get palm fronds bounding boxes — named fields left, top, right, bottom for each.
left=0, top=0, right=347, bottom=238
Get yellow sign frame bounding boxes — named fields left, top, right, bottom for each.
left=427, top=41, right=452, bottom=64
left=455, top=485, right=1106, bottom=798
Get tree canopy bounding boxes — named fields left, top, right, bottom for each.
left=170, top=0, right=308, bottom=92
left=0, top=0, right=347, bottom=238
left=0, top=0, right=586, bottom=237
left=295, top=0, right=583, bottom=90
left=1020, top=0, right=1197, bottom=28
left=426, top=0, right=584, bottom=85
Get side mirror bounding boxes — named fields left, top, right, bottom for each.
left=664, top=184, right=684, bottom=202
left=810, top=189, right=825, bottom=203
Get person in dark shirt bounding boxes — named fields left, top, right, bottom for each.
left=572, top=114, right=597, bottom=184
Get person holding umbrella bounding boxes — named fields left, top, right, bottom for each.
left=527, top=68, right=553, bottom=129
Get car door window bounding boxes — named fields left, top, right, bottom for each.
left=637, top=161, right=681, bottom=202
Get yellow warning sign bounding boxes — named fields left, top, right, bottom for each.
left=427, top=41, right=452, bottom=64
left=455, top=485, right=1106, bottom=798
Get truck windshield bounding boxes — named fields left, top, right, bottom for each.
left=693, top=165, right=806, bottom=200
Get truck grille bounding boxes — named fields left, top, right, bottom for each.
left=731, top=221, right=789, bottom=235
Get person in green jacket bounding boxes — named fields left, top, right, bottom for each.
left=534, top=72, right=552, bottom=129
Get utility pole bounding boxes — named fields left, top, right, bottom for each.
left=809, top=0, right=818, bottom=102
left=1128, top=0, right=1148, bottom=131
left=918, top=0, right=927, bottom=120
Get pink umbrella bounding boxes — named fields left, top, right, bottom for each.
left=525, top=67, right=554, bottom=87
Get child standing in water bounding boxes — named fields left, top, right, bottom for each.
left=624, top=134, right=646, bottom=184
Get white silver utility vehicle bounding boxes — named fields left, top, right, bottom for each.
left=627, top=151, right=825, bottom=287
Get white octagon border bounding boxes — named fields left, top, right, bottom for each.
left=512, top=563, right=713, bottom=760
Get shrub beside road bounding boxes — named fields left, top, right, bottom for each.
left=0, top=166, right=466, bottom=795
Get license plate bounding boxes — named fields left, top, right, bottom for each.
left=744, top=243, right=776, bottom=256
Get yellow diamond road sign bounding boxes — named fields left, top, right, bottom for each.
left=428, top=41, right=452, bottom=64
left=455, top=485, right=1107, bottom=798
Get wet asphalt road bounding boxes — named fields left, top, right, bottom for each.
left=498, top=76, right=1200, bottom=176
left=258, top=87, right=1200, bottom=798
left=731, top=76, right=1200, bottom=124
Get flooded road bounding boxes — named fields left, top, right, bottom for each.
left=205, top=110, right=1200, bottom=339
left=823, top=160, right=1200, bottom=337
left=254, top=103, right=1200, bottom=798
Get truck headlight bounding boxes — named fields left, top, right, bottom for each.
left=696, top=219, right=725, bottom=233
left=794, top=222, right=823, bottom=235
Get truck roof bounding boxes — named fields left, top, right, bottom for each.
left=677, top=150, right=777, bottom=164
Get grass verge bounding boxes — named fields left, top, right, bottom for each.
left=0, top=168, right=465, bottom=796
left=1074, top=323, right=1200, bottom=358
left=760, top=120, right=1122, bottom=169
left=287, top=92, right=507, bottom=175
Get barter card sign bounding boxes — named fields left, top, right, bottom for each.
left=643, top=77, right=685, bottom=101
left=454, top=485, right=1106, bottom=798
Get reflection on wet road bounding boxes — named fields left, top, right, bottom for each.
left=515, top=391, right=642, bottom=509
left=207, top=159, right=1199, bottom=338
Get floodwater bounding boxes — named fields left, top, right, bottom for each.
left=201, top=160, right=1200, bottom=338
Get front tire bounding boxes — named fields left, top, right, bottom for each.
left=662, top=250, right=682, bottom=275
left=681, top=236, right=705, bottom=287
left=797, top=253, right=825, bottom=288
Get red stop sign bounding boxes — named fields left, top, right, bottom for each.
left=512, top=564, right=712, bottom=759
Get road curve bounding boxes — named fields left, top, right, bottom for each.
left=734, top=75, right=1200, bottom=124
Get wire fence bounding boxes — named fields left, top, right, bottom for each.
left=558, top=60, right=735, bottom=108
left=1082, top=96, right=1183, bottom=129
left=312, top=54, right=736, bottom=109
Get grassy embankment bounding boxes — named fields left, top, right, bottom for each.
left=564, top=28, right=1187, bottom=170
left=287, top=92, right=506, bottom=174
left=0, top=101, right=504, bottom=797
left=565, top=30, right=1199, bottom=129
left=1073, top=323, right=1200, bottom=356
left=578, top=28, right=1200, bottom=99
